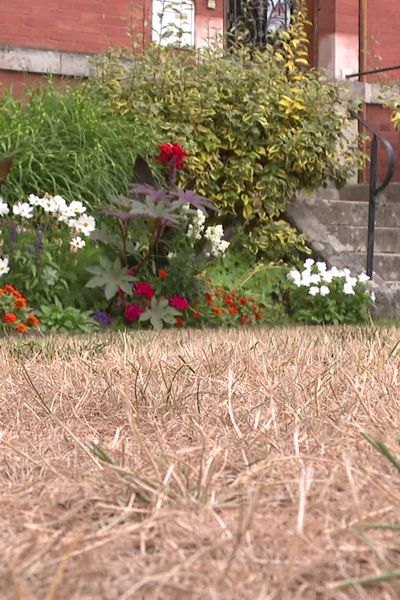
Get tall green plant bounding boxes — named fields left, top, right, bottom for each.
left=0, top=82, right=157, bottom=210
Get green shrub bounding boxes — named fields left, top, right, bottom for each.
left=94, top=10, right=362, bottom=256
left=0, top=81, right=157, bottom=210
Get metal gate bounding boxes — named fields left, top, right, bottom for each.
left=227, top=0, right=296, bottom=48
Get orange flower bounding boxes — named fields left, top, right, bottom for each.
left=251, top=304, right=258, bottom=312
left=230, top=292, right=238, bottom=298
left=255, top=312, right=263, bottom=320
left=4, top=284, right=16, bottom=293
left=175, top=316, right=185, bottom=327
left=3, top=313, right=17, bottom=323
left=193, top=310, right=202, bottom=320
left=27, top=314, right=40, bottom=327
left=240, top=316, right=250, bottom=325
left=229, top=308, right=239, bottom=315
left=214, top=290, right=221, bottom=298
left=16, top=323, right=28, bottom=333
left=212, top=306, right=223, bottom=316
left=158, top=269, right=168, bottom=279
left=0, top=288, right=4, bottom=295
left=239, top=297, right=248, bottom=306
left=14, top=297, right=28, bottom=309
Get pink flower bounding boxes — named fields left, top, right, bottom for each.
left=125, top=303, right=144, bottom=323
left=169, top=295, right=189, bottom=311
left=134, top=282, right=155, bottom=299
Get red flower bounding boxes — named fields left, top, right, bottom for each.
left=255, top=312, right=264, bottom=320
left=212, top=306, right=223, bottom=316
left=175, top=316, right=185, bottom=327
left=156, top=143, right=188, bottom=170
left=27, top=314, right=40, bottom=327
left=125, top=303, right=144, bottom=323
left=240, top=316, right=250, bottom=325
left=158, top=269, right=168, bottom=279
left=169, top=295, right=189, bottom=311
left=134, top=282, right=155, bottom=299
left=251, top=304, right=259, bottom=312
left=193, top=310, right=201, bottom=320
left=225, top=296, right=236, bottom=307
left=229, top=308, right=239, bottom=315
left=3, top=313, right=17, bottom=323
left=239, top=297, right=248, bottom=306
left=16, top=323, right=28, bottom=333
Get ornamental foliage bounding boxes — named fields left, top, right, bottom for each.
left=94, top=8, right=362, bottom=255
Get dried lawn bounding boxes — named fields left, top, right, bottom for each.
left=1, top=327, right=400, bottom=599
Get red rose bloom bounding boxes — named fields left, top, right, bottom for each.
left=125, top=303, right=145, bottom=323
left=134, top=282, right=155, bottom=299
left=156, top=143, right=188, bottom=170
left=169, top=295, right=189, bottom=311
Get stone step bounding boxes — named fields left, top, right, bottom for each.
left=331, top=226, right=400, bottom=254
left=315, top=183, right=400, bottom=203
left=349, top=252, right=400, bottom=281
left=313, top=200, right=400, bottom=227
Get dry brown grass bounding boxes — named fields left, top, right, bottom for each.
left=1, top=327, right=400, bottom=599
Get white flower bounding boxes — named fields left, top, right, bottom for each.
left=343, top=268, right=351, bottom=277
left=69, top=200, right=86, bottom=215
left=13, top=202, right=33, bottom=219
left=70, top=236, right=86, bottom=252
left=288, top=269, right=301, bottom=281
left=346, top=276, right=358, bottom=287
left=309, top=286, right=319, bottom=296
left=358, top=272, right=370, bottom=283
left=330, top=267, right=344, bottom=278
left=204, top=224, right=228, bottom=257
left=28, top=194, right=42, bottom=206
left=0, top=257, right=10, bottom=277
left=370, top=291, right=376, bottom=303
left=70, top=214, right=96, bottom=236
left=309, top=273, right=321, bottom=284
left=316, top=261, right=327, bottom=273
left=38, top=195, right=58, bottom=213
left=343, top=282, right=355, bottom=295
left=304, top=258, right=315, bottom=269
left=321, top=271, right=333, bottom=283
left=0, top=198, right=9, bottom=216
left=319, top=285, right=330, bottom=296
left=218, top=240, right=230, bottom=255
left=187, top=209, right=206, bottom=241
left=167, top=252, right=176, bottom=260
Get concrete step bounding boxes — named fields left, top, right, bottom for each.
left=331, top=226, right=400, bottom=254
left=350, top=252, right=400, bottom=281
left=313, top=200, right=400, bottom=227
left=315, top=183, right=400, bottom=203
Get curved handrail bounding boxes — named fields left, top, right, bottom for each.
left=350, top=109, right=396, bottom=277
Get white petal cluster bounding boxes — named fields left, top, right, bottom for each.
left=187, top=209, right=206, bottom=241
left=185, top=210, right=230, bottom=258
left=287, top=260, right=370, bottom=297
left=204, top=224, right=230, bottom=257
left=0, top=194, right=95, bottom=252
left=0, top=257, right=10, bottom=277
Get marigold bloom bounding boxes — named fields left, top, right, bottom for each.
left=169, top=295, right=189, bottom=311
left=16, top=323, right=28, bottom=333
left=158, top=269, right=168, bottom=279
left=212, top=306, right=223, bottom=316
left=255, top=312, right=264, bottom=320
left=4, top=284, right=16, bottom=293
left=251, top=304, right=258, bottom=311
left=27, top=314, right=40, bottom=327
left=225, top=296, right=236, bottom=307
left=193, top=310, right=201, bottom=320
left=214, top=290, right=221, bottom=298
left=134, top=282, right=155, bottom=299
left=14, top=297, right=28, bottom=309
left=240, top=316, right=250, bottom=325
left=229, top=308, right=239, bottom=315
left=230, top=292, right=238, bottom=298
left=239, top=297, right=248, bottom=306
left=175, top=316, right=185, bottom=327
left=3, top=312, right=17, bottom=323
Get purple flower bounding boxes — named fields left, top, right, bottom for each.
left=93, top=310, right=113, bottom=327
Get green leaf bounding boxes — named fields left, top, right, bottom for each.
left=138, top=296, right=181, bottom=330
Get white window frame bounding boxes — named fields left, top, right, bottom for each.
left=152, top=0, right=196, bottom=47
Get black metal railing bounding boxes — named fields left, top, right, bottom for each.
left=346, top=65, right=400, bottom=79
left=351, top=110, right=396, bottom=278
left=227, top=0, right=296, bottom=49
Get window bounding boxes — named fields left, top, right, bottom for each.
left=228, top=0, right=295, bottom=48
left=152, top=0, right=196, bottom=47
